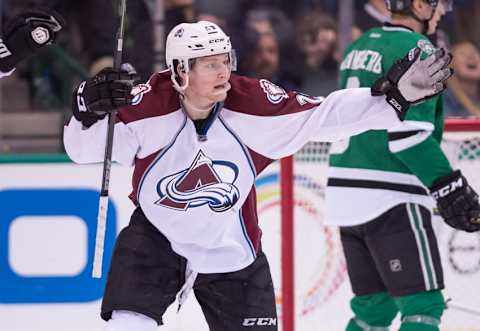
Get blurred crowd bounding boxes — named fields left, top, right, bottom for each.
left=1, top=0, right=480, bottom=118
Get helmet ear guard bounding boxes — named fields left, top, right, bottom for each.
left=171, top=59, right=189, bottom=91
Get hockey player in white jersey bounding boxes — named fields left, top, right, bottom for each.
left=64, top=21, right=453, bottom=331
left=0, top=9, right=63, bottom=79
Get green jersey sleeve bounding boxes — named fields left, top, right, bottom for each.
left=335, top=27, right=453, bottom=187
left=388, top=38, right=453, bottom=187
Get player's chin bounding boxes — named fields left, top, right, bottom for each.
left=210, top=83, right=231, bottom=102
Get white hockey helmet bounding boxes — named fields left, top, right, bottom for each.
left=165, top=21, right=237, bottom=91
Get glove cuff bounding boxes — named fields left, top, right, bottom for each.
left=385, top=88, right=410, bottom=120
left=430, top=170, right=464, bottom=200
left=371, top=76, right=410, bottom=120
left=72, top=81, right=106, bottom=128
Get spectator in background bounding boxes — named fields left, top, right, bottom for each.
left=194, top=0, right=246, bottom=64
left=355, top=0, right=391, bottom=31
left=147, top=0, right=199, bottom=77
left=444, top=41, right=480, bottom=117
left=194, top=0, right=243, bottom=31
left=241, top=0, right=329, bottom=19
left=296, top=10, right=338, bottom=96
left=123, top=0, right=154, bottom=82
left=3, top=0, right=158, bottom=109
left=165, top=0, right=195, bottom=34
left=5, top=0, right=116, bottom=74
left=240, top=7, right=301, bottom=90
left=241, top=28, right=279, bottom=80
left=246, top=7, right=298, bottom=66
left=3, top=0, right=117, bottom=110
left=452, top=1, right=480, bottom=48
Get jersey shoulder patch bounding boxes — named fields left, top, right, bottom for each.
left=225, top=74, right=313, bottom=117
left=259, top=79, right=288, bottom=104
left=416, top=39, right=435, bottom=56
left=131, top=83, right=153, bottom=106
left=118, top=72, right=180, bottom=123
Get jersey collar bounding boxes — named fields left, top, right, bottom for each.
left=382, top=22, right=414, bottom=33
left=192, top=101, right=223, bottom=142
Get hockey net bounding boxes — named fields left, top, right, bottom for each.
left=257, top=118, right=480, bottom=331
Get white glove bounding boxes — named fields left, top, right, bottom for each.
left=371, top=47, right=452, bottom=119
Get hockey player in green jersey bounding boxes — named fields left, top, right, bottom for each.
left=325, top=0, right=480, bottom=330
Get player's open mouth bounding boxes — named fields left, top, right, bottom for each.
left=215, top=83, right=227, bottom=89
left=214, top=82, right=231, bottom=92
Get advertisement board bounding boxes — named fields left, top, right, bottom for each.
left=1, top=157, right=479, bottom=330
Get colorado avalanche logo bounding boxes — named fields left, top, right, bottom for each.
left=259, top=79, right=288, bottom=104
left=155, top=150, right=240, bottom=212
left=131, top=83, right=152, bottom=106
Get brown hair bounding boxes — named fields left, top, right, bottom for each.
left=296, top=10, right=337, bottom=47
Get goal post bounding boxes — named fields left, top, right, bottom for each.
left=280, top=157, right=295, bottom=331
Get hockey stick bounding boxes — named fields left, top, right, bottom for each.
left=92, top=0, right=127, bottom=279
left=445, top=298, right=480, bottom=316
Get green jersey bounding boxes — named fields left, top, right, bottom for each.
left=325, top=24, right=452, bottom=226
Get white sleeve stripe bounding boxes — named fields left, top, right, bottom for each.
left=389, top=130, right=431, bottom=153
left=387, top=120, right=434, bottom=133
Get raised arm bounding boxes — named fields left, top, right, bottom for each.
left=0, top=10, right=64, bottom=77
left=312, top=46, right=453, bottom=141
left=223, top=47, right=452, bottom=159
left=63, top=66, right=140, bottom=165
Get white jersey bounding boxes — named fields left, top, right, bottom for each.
left=64, top=72, right=400, bottom=273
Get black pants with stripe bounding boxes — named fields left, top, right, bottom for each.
left=340, top=203, right=444, bottom=297
left=101, top=208, right=277, bottom=330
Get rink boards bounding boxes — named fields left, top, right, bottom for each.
left=0, top=158, right=479, bottom=330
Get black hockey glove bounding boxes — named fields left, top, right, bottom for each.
left=430, top=170, right=480, bottom=233
left=371, top=47, right=453, bottom=120
left=72, top=65, right=140, bottom=128
left=0, top=9, right=64, bottom=73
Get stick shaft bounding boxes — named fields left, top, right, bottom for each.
left=113, top=0, right=127, bottom=71
left=92, top=0, right=127, bottom=279
left=92, top=196, right=109, bottom=278
left=447, top=301, right=480, bottom=316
